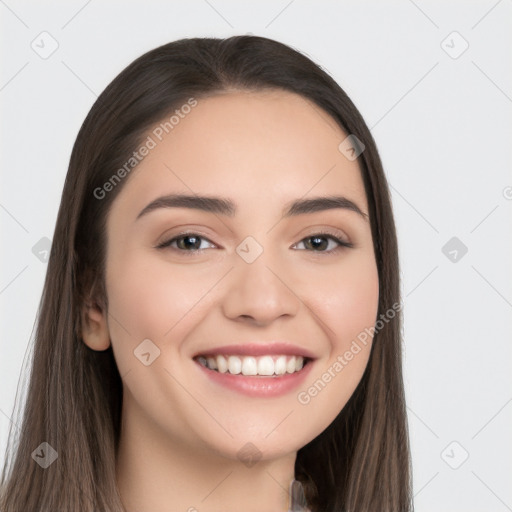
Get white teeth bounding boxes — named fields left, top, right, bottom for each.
left=274, top=355, right=287, bottom=375
left=257, top=355, right=274, bottom=376
left=198, top=354, right=306, bottom=376
left=228, top=356, right=242, bottom=375
left=217, top=355, right=228, bottom=373
left=242, top=356, right=258, bottom=376
left=286, top=357, right=296, bottom=373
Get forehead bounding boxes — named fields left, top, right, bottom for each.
left=112, top=89, right=368, bottom=216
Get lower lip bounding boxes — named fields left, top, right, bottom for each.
left=194, top=359, right=314, bottom=397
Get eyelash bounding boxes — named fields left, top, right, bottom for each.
left=156, top=230, right=354, bottom=255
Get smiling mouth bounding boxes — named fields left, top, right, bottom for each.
left=194, top=354, right=312, bottom=377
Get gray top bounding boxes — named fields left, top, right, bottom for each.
left=288, top=479, right=311, bottom=512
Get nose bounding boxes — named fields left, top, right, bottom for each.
left=221, top=250, right=301, bottom=326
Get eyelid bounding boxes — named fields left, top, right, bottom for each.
left=155, top=229, right=218, bottom=250
left=294, top=227, right=352, bottom=245
left=291, top=229, right=354, bottom=253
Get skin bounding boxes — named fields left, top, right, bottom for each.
left=82, top=89, right=379, bottom=512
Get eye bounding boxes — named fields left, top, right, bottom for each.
left=293, top=231, right=353, bottom=253
left=156, top=233, right=216, bottom=252
left=156, top=230, right=353, bottom=254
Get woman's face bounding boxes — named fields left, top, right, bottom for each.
left=92, top=89, right=379, bottom=462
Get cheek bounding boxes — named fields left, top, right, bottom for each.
left=307, top=251, right=379, bottom=346
left=297, top=253, right=379, bottom=423
left=104, top=251, right=218, bottom=368
left=330, top=262, right=379, bottom=344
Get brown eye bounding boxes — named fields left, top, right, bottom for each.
left=294, top=232, right=353, bottom=253
left=157, top=233, right=215, bottom=252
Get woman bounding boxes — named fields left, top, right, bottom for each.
left=0, top=35, right=413, bottom=511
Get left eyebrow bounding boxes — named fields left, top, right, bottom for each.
left=135, top=193, right=369, bottom=222
left=282, top=195, right=369, bottom=221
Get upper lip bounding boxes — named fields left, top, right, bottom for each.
left=194, top=342, right=317, bottom=359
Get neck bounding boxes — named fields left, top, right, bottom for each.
left=115, top=391, right=296, bottom=512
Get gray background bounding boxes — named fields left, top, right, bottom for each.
left=1, top=1, right=511, bottom=510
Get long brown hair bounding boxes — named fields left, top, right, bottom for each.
left=0, top=35, right=413, bottom=511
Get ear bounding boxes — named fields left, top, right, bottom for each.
left=81, top=301, right=111, bottom=351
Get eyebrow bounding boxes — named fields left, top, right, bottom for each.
left=136, top=193, right=369, bottom=221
